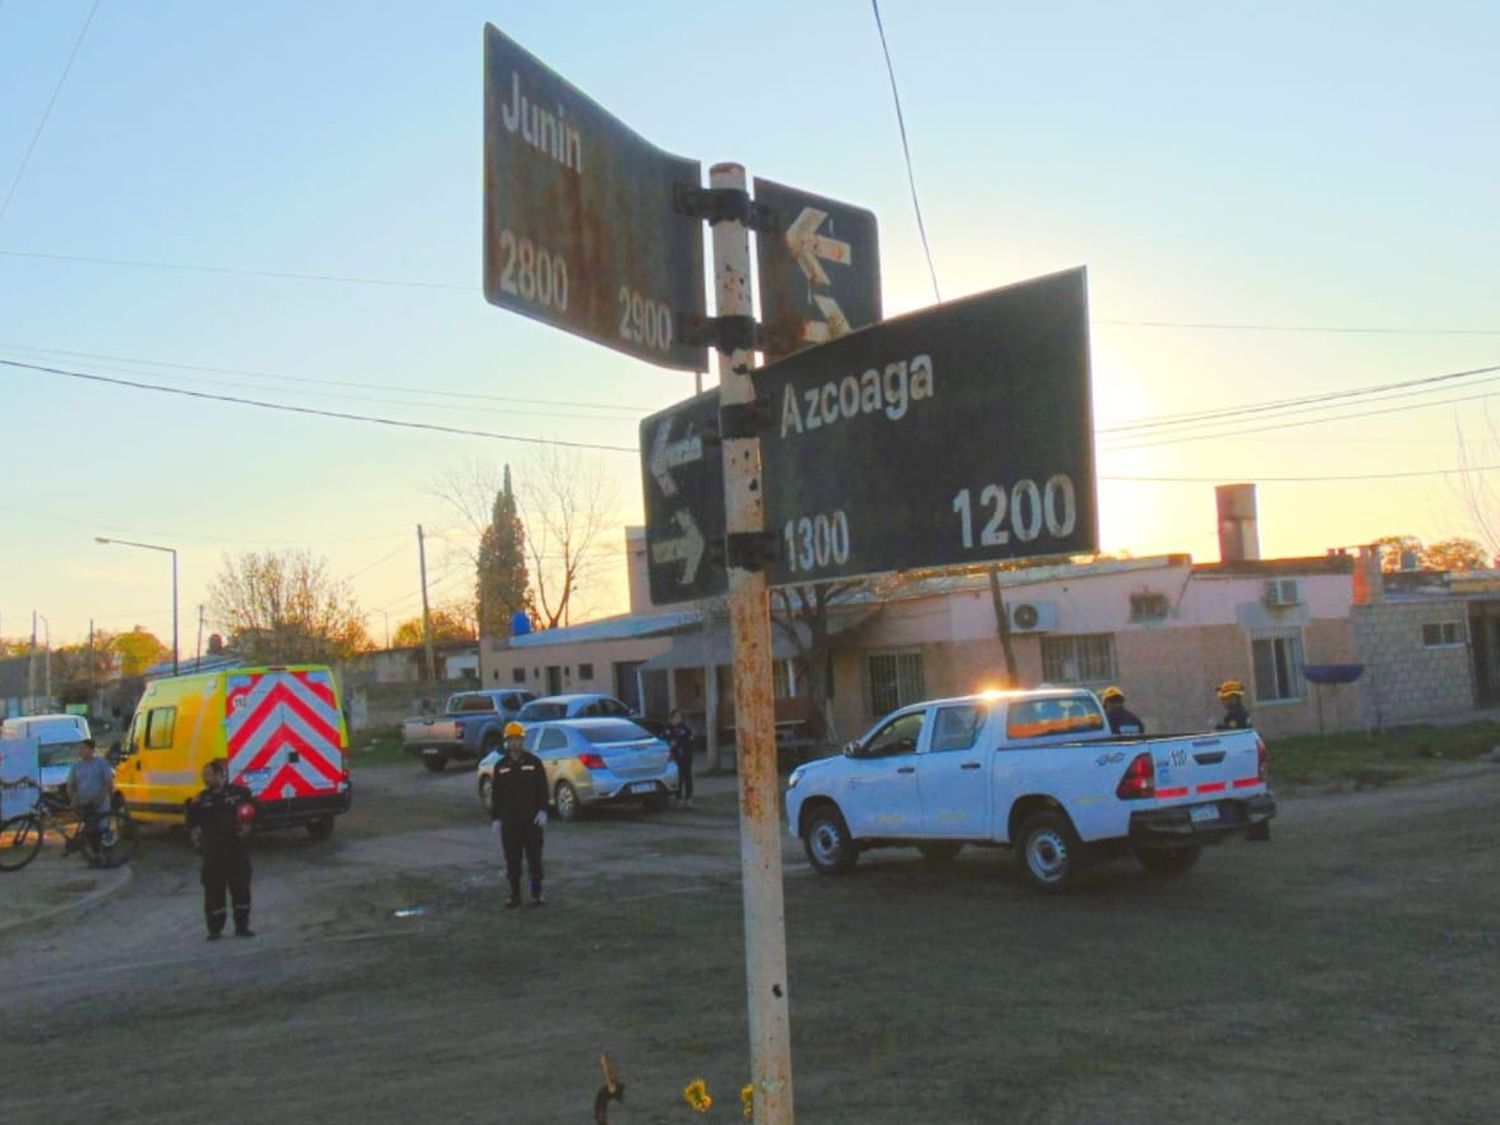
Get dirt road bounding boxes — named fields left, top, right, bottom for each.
left=3, top=764, right=1496, bottom=1123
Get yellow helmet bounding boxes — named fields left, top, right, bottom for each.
left=1100, top=686, right=1125, bottom=704
left=504, top=721, right=526, bottom=739
left=1217, top=680, right=1245, bottom=700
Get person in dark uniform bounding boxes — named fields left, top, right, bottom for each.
left=489, top=722, right=548, bottom=908
left=1215, top=680, right=1253, bottom=729
left=663, top=708, right=694, bottom=808
left=185, top=758, right=255, bottom=940
left=1099, top=686, right=1144, bottom=735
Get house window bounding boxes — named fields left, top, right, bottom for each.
left=579, top=662, right=594, bottom=680
left=513, top=667, right=527, bottom=684
left=771, top=659, right=801, bottom=699
left=867, top=651, right=925, bottom=716
left=1421, top=622, right=1464, bottom=647
left=1129, top=592, right=1169, bottom=621
left=1041, top=634, right=1117, bottom=684
left=1252, top=632, right=1305, bottom=702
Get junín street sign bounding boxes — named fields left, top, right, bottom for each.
left=641, top=268, right=1097, bottom=603
left=753, top=177, right=881, bottom=363
left=482, top=24, right=707, bottom=371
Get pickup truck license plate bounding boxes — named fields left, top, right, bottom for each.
left=1189, top=803, right=1219, bottom=824
left=630, top=782, right=656, bottom=795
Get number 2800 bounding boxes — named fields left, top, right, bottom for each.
left=952, top=475, right=1077, bottom=549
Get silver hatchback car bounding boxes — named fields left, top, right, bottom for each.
left=476, top=718, right=679, bottom=821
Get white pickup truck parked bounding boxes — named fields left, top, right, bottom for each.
left=785, top=687, right=1274, bottom=891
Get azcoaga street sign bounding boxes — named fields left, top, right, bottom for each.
left=753, top=178, right=881, bottom=363
left=642, top=268, right=1098, bottom=604
left=483, top=24, right=707, bottom=371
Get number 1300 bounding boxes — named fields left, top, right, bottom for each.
left=952, top=475, right=1077, bottom=549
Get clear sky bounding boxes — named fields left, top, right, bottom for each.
left=3, top=0, right=1497, bottom=648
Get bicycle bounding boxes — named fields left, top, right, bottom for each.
left=0, top=789, right=139, bottom=873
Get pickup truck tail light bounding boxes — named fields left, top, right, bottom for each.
left=1256, top=735, right=1268, bottom=782
left=577, top=752, right=607, bottom=770
left=1116, top=752, right=1156, bottom=799
left=453, top=721, right=467, bottom=738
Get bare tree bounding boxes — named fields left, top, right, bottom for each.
left=1456, top=414, right=1500, bottom=561
left=514, top=446, right=618, bottom=628
left=770, top=579, right=883, bottom=743
left=208, top=549, right=370, bottom=663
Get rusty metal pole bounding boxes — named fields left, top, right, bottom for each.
left=710, top=161, right=795, bottom=1122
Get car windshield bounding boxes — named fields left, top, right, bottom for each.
left=519, top=702, right=568, bottom=721
left=38, top=740, right=88, bottom=768
left=579, top=721, right=651, bottom=745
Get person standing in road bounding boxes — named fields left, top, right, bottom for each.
left=65, top=738, right=115, bottom=865
left=1215, top=680, right=1253, bottom=730
left=1100, top=687, right=1144, bottom=735
left=185, top=758, right=256, bottom=940
left=489, top=722, right=548, bottom=908
left=664, top=708, right=694, bottom=808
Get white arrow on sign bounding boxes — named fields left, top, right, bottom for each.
left=649, top=419, right=704, bottom=498
left=651, top=509, right=706, bottom=585
left=786, top=206, right=854, bottom=345
left=786, top=207, right=852, bottom=286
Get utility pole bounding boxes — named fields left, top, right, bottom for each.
left=711, top=161, right=794, bottom=1122
left=417, top=524, right=437, bottom=691
left=88, top=619, right=96, bottom=717
left=28, top=610, right=37, bottom=714
left=196, top=605, right=205, bottom=664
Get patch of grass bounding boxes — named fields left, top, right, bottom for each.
left=348, top=725, right=410, bottom=767
left=1269, top=721, right=1500, bottom=788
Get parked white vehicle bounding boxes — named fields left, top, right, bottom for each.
left=0, top=714, right=95, bottom=800
left=785, top=688, right=1274, bottom=891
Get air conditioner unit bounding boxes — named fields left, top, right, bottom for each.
left=1008, top=601, right=1057, bottom=633
left=1264, top=578, right=1303, bottom=607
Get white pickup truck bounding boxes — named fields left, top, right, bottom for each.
left=785, top=687, right=1274, bottom=891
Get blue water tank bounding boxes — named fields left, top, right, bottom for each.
left=511, top=610, right=532, bottom=636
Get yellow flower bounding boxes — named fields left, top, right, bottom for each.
left=741, top=1083, right=755, bottom=1119
left=683, top=1078, right=713, bottom=1113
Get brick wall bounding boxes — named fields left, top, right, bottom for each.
left=1352, top=601, right=1473, bottom=725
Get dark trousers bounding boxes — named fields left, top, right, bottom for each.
left=202, top=850, right=252, bottom=935
left=501, top=823, right=543, bottom=899
left=675, top=751, right=694, bottom=800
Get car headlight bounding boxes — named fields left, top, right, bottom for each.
left=787, top=768, right=803, bottom=790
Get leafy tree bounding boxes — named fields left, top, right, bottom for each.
left=49, top=632, right=121, bottom=701
left=208, top=550, right=371, bottom=664
left=112, top=627, right=170, bottom=676
left=1422, top=537, right=1488, bottom=572
left=477, top=464, right=535, bottom=637
left=392, top=605, right=476, bottom=648
left=1373, top=535, right=1424, bottom=571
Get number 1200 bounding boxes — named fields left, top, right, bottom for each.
left=952, top=475, right=1077, bottom=549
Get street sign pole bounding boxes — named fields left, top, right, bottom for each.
left=711, top=162, right=795, bottom=1123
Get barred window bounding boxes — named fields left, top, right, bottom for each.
left=1253, top=632, right=1305, bottom=702
left=1421, top=622, right=1464, bottom=647
left=1041, top=634, right=1117, bottom=684
left=867, top=651, right=926, bottom=716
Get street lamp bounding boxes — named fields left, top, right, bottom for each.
left=96, top=536, right=179, bottom=676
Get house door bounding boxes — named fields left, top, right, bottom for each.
left=1470, top=604, right=1500, bottom=706
left=546, top=666, right=563, bottom=696
left=614, top=661, right=644, bottom=712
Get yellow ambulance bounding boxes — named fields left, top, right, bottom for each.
left=115, top=665, right=352, bottom=839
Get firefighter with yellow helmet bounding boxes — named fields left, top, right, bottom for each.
left=1215, top=680, right=1252, bottom=730
left=488, top=721, right=549, bottom=907
left=1099, top=686, right=1144, bottom=735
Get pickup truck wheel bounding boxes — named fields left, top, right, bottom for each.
left=802, top=806, right=858, bottom=875
left=421, top=755, right=447, bottom=773
left=554, top=781, right=583, bottom=822
left=1017, top=811, right=1081, bottom=892
left=918, top=842, right=963, bottom=863
left=478, top=774, right=493, bottom=811
left=1134, top=844, right=1201, bottom=876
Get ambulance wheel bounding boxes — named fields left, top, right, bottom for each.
left=305, top=818, right=335, bottom=841
left=554, top=781, right=582, bottom=822
left=421, top=755, right=447, bottom=773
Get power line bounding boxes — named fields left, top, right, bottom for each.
left=0, top=342, right=653, bottom=414
left=0, top=247, right=474, bottom=292
left=3, top=358, right=638, bottom=453
left=1102, top=464, right=1500, bottom=484
left=0, top=0, right=104, bottom=229
left=870, top=0, right=940, bottom=303
left=1097, top=318, right=1500, bottom=337
left=1101, top=362, right=1500, bottom=435
left=0, top=502, right=413, bottom=545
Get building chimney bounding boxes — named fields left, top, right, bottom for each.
left=1215, top=484, right=1260, bottom=563
left=1352, top=544, right=1384, bottom=605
